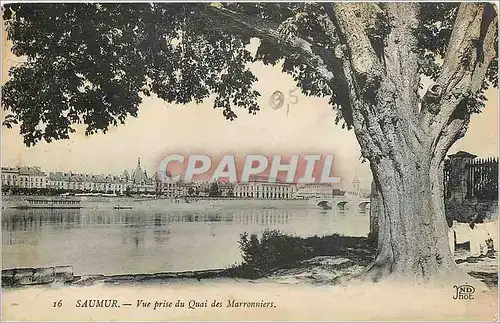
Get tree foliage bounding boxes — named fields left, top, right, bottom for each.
left=1, top=3, right=498, bottom=146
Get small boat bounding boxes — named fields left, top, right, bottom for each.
left=113, top=206, right=133, bottom=210
left=14, top=197, right=82, bottom=209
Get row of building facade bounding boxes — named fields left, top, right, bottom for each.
left=1, top=166, right=128, bottom=192
left=1, top=158, right=362, bottom=198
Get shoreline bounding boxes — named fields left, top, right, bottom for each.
left=3, top=249, right=497, bottom=289
left=1, top=266, right=234, bottom=288
left=1, top=196, right=329, bottom=211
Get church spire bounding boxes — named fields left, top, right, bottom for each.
left=137, top=157, right=141, bottom=168
left=352, top=174, right=360, bottom=195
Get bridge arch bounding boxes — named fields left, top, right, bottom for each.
left=358, top=201, right=370, bottom=212
left=336, top=201, right=348, bottom=210
left=317, top=201, right=332, bottom=209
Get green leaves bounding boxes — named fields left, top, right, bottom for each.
left=3, top=3, right=147, bottom=145
left=2, top=3, right=261, bottom=145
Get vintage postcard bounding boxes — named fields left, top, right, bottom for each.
left=1, top=1, right=499, bottom=321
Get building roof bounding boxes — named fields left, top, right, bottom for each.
left=1, top=167, right=19, bottom=173
left=247, top=174, right=288, bottom=184
left=4, top=165, right=126, bottom=184
left=48, top=172, right=65, bottom=181
left=131, top=157, right=153, bottom=185
left=48, top=171, right=125, bottom=183
left=448, top=151, right=477, bottom=159
left=18, top=166, right=46, bottom=176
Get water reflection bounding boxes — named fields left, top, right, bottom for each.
left=2, top=208, right=296, bottom=227
left=2, top=206, right=368, bottom=275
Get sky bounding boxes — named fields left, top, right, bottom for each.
left=1, top=23, right=498, bottom=190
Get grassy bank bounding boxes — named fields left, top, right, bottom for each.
left=226, top=230, right=498, bottom=288
left=226, top=230, right=376, bottom=279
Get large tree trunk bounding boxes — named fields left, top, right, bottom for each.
left=361, top=153, right=463, bottom=283
left=368, top=180, right=384, bottom=250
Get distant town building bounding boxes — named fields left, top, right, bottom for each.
left=122, top=170, right=130, bottom=182
left=19, top=166, right=48, bottom=189
left=1, top=166, right=48, bottom=189
left=353, top=175, right=360, bottom=192
left=47, top=172, right=70, bottom=190
left=128, top=157, right=154, bottom=193
left=234, top=175, right=295, bottom=199
left=153, top=171, right=187, bottom=197
left=47, top=171, right=126, bottom=193
left=294, top=183, right=334, bottom=199
left=1, top=167, right=20, bottom=188
left=218, top=182, right=234, bottom=197
left=345, top=175, right=362, bottom=198
left=1, top=165, right=127, bottom=194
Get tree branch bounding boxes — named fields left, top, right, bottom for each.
left=201, top=4, right=335, bottom=81
left=201, top=4, right=360, bottom=127
left=321, top=3, right=384, bottom=160
left=384, top=3, right=420, bottom=119
left=422, top=3, right=497, bottom=142
left=330, top=3, right=384, bottom=89
left=327, top=3, right=426, bottom=162
left=383, top=3, right=427, bottom=151
left=433, top=117, right=470, bottom=163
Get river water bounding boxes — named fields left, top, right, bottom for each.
left=2, top=202, right=369, bottom=275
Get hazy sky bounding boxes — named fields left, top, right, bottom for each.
left=2, top=26, right=498, bottom=190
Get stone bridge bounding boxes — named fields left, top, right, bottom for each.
left=314, top=197, right=371, bottom=212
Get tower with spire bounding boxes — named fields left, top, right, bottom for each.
left=352, top=175, right=361, bottom=197
left=127, top=157, right=154, bottom=193
left=352, top=175, right=360, bottom=191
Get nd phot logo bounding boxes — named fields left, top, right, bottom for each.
left=452, top=284, right=475, bottom=300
